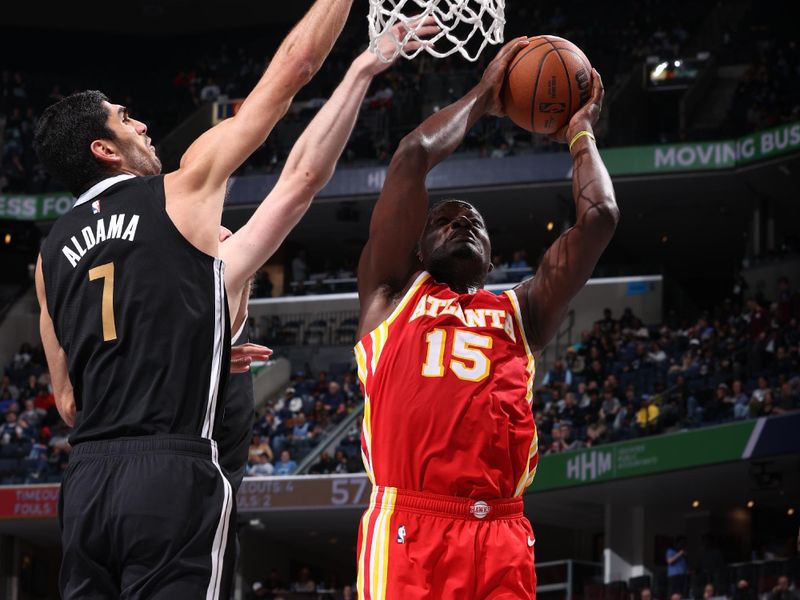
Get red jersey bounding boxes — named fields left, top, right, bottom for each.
left=355, top=271, right=538, bottom=500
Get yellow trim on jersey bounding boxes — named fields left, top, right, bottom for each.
left=355, top=342, right=368, bottom=387
left=386, top=271, right=431, bottom=326
left=357, top=486, right=379, bottom=598
left=362, top=393, right=375, bottom=484
left=370, top=487, right=397, bottom=600
left=504, top=290, right=536, bottom=401
left=515, top=429, right=539, bottom=496
left=505, top=289, right=539, bottom=496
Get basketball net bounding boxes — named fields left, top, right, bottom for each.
left=368, top=0, right=505, bottom=62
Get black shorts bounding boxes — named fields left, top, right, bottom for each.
left=59, top=435, right=236, bottom=600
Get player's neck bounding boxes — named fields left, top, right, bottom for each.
left=429, top=268, right=485, bottom=294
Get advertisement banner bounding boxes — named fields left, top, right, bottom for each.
left=532, top=420, right=756, bottom=492
left=600, top=121, right=800, bottom=175
left=0, top=194, right=74, bottom=221
left=0, top=485, right=59, bottom=519
left=237, top=474, right=370, bottom=512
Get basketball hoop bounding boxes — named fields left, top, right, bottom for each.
left=368, top=0, right=505, bottom=63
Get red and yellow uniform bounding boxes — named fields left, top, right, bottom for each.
left=355, top=271, right=539, bottom=600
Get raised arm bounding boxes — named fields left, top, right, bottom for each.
left=515, top=70, right=619, bottom=351
left=163, top=0, right=353, bottom=256
left=221, top=21, right=439, bottom=321
left=35, top=256, right=76, bottom=426
left=357, top=38, right=529, bottom=336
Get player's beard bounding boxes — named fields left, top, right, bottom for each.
left=426, top=242, right=489, bottom=290
left=121, top=139, right=162, bottom=176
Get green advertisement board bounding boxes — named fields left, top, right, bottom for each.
left=531, top=419, right=756, bottom=493
left=0, top=193, right=74, bottom=221
left=600, top=121, right=800, bottom=175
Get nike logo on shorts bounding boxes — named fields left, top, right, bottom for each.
left=527, top=536, right=535, bottom=547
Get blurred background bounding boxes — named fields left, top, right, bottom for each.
left=0, top=0, right=798, bottom=598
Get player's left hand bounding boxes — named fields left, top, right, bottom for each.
left=550, top=68, right=604, bottom=144
left=362, top=16, right=441, bottom=75
left=230, top=343, right=273, bottom=373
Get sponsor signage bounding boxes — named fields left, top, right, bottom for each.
left=532, top=419, right=756, bottom=491
left=0, top=193, right=74, bottom=221
left=6, top=123, right=798, bottom=219
left=0, top=485, right=59, bottom=519
left=237, top=474, right=371, bottom=512
left=600, top=121, right=800, bottom=175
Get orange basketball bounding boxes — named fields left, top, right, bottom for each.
left=501, top=35, right=593, bottom=134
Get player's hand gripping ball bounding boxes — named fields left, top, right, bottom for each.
left=501, top=35, right=593, bottom=135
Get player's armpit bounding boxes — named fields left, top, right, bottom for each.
left=35, top=256, right=76, bottom=427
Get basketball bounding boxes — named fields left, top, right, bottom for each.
left=502, top=35, right=593, bottom=134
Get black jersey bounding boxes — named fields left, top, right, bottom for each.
left=40, top=175, right=230, bottom=445
left=218, top=321, right=255, bottom=491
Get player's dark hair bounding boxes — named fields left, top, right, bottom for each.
left=33, top=90, right=116, bottom=196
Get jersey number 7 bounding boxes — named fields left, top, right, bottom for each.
left=88, top=262, right=118, bottom=342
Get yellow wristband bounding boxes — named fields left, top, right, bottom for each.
left=568, top=130, right=595, bottom=151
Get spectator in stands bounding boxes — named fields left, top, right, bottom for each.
left=601, top=386, right=622, bottom=420
left=322, top=381, right=346, bottom=414
left=337, top=584, right=356, bottom=600
left=733, top=579, right=756, bottom=600
left=1, top=411, right=23, bottom=445
left=247, top=452, right=275, bottom=476
left=598, top=308, right=616, bottom=336
left=543, top=359, right=573, bottom=392
left=771, top=576, right=799, bottom=600
left=291, top=567, right=316, bottom=593
left=666, top=536, right=689, bottom=596
left=199, top=77, right=221, bottom=102
left=731, top=380, right=750, bottom=419
left=274, top=449, right=297, bottom=476
left=1, top=375, right=19, bottom=400
left=249, top=433, right=274, bottom=463
left=333, top=449, right=360, bottom=473
left=0, top=389, right=15, bottom=413
left=559, top=392, right=582, bottom=426
left=310, top=399, right=331, bottom=429
left=290, top=412, right=315, bottom=449
left=636, top=395, right=660, bottom=435
left=19, top=399, right=45, bottom=429
left=641, top=588, right=653, bottom=600
left=309, top=450, right=337, bottom=474
left=776, top=382, right=799, bottom=412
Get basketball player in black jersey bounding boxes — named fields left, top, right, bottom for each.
left=33, top=1, right=354, bottom=598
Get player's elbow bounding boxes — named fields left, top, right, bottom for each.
left=395, top=132, right=431, bottom=170
left=587, top=196, right=620, bottom=232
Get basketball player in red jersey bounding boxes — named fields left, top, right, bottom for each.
left=355, top=37, right=617, bottom=600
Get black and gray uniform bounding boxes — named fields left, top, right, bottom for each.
left=40, top=174, right=235, bottom=600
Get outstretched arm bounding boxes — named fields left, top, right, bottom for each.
left=515, top=70, right=619, bottom=351
left=35, top=257, right=75, bottom=426
left=164, top=0, right=353, bottom=256
left=221, top=22, right=439, bottom=320
left=357, top=38, right=529, bottom=337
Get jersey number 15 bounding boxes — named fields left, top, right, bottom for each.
left=422, top=328, right=493, bottom=382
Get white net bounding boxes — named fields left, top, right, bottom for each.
left=368, top=0, right=505, bottom=63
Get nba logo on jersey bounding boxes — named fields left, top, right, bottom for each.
left=91, top=200, right=101, bottom=215
left=396, top=525, right=406, bottom=544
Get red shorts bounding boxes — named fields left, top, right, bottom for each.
left=357, top=486, right=536, bottom=600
